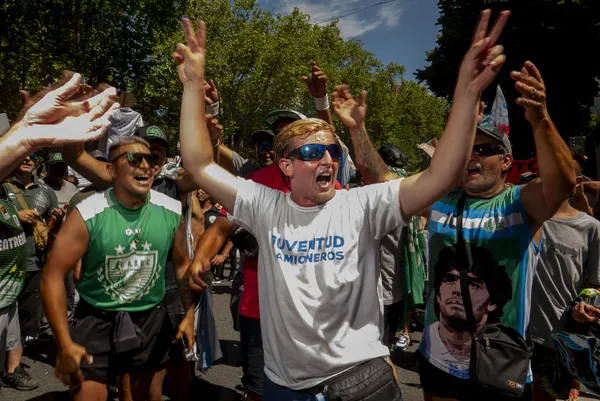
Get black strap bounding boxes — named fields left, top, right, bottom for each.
left=455, top=192, right=477, bottom=338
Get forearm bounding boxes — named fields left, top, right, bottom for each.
left=62, top=144, right=111, bottom=189
left=532, top=113, right=576, bottom=208
left=428, top=90, right=480, bottom=187
left=180, top=84, right=212, bottom=174
left=193, top=228, right=229, bottom=267
left=217, top=144, right=237, bottom=175
left=317, top=109, right=333, bottom=127
left=0, top=122, right=36, bottom=181
left=40, top=269, right=73, bottom=350
left=219, top=240, right=234, bottom=257
left=348, top=123, right=398, bottom=184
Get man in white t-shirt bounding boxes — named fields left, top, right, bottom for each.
left=174, top=14, right=508, bottom=400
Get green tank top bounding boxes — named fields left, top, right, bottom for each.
left=0, top=197, right=27, bottom=308
left=77, top=189, right=181, bottom=311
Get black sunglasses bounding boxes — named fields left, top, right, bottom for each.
left=286, top=143, right=342, bottom=162
left=110, top=152, right=159, bottom=168
left=473, top=143, right=506, bottom=157
left=28, top=153, right=39, bottom=161
left=256, top=141, right=273, bottom=153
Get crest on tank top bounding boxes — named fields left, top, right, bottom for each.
left=99, top=241, right=161, bottom=304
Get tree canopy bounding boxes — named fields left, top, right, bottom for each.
left=1, top=0, right=448, bottom=171
left=416, top=0, right=600, bottom=159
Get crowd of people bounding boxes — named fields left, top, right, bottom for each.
left=0, top=8, right=599, bottom=401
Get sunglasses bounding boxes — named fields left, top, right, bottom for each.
left=110, top=152, right=159, bottom=168
left=256, top=141, right=273, bottom=153
left=473, top=143, right=506, bottom=157
left=286, top=143, right=342, bottom=162
left=28, top=153, right=39, bottom=161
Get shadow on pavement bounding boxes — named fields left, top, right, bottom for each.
left=211, top=284, right=232, bottom=295
left=22, top=390, right=70, bottom=400
left=22, top=340, right=57, bottom=366
left=191, top=376, right=243, bottom=401
left=390, top=350, right=418, bottom=374
left=213, top=339, right=241, bottom=368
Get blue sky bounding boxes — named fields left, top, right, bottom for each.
left=260, top=0, right=441, bottom=80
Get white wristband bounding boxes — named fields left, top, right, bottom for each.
left=315, top=95, right=330, bottom=111
left=205, top=101, right=220, bottom=116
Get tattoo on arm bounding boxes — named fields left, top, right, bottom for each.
left=355, top=125, right=392, bottom=183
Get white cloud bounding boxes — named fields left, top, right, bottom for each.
left=276, top=0, right=403, bottom=39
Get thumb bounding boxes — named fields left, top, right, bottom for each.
left=174, top=327, right=184, bottom=343
left=176, top=43, right=194, bottom=60
left=82, top=352, right=93, bottom=365
left=301, top=76, right=309, bottom=85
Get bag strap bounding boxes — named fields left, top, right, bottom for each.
left=455, top=192, right=477, bottom=337
left=5, top=182, right=30, bottom=211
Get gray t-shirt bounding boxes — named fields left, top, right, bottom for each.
left=232, top=151, right=260, bottom=178
left=380, top=227, right=405, bottom=305
left=41, top=179, right=79, bottom=209
left=530, top=212, right=600, bottom=349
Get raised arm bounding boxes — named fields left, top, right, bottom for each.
left=302, top=61, right=334, bottom=127
left=332, top=86, right=397, bottom=184
left=174, top=19, right=240, bottom=212
left=62, top=144, right=112, bottom=189
left=398, top=9, right=510, bottom=217
left=40, top=210, right=91, bottom=385
left=0, top=74, right=118, bottom=181
left=516, top=62, right=576, bottom=231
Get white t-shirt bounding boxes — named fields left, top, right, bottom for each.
left=230, top=178, right=406, bottom=389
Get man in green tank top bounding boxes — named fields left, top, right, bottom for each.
left=40, top=136, right=195, bottom=401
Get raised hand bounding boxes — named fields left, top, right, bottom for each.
left=332, top=85, right=367, bottom=131
left=173, top=18, right=206, bottom=87
left=204, top=80, right=219, bottom=104
left=17, top=73, right=118, bottom=147
left=205, top=113, right=223, bottom=144
left=510, top=61, right=547, bottom=124
left=302, top=61, right=328, bottom=98
left=456, top=9, right=510, bottom=97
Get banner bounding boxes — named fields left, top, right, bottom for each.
left=506, top=158, right=538, bottom=184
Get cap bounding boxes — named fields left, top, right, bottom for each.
left=46, top=152, right=66, bottom=166
left=137, top=125, right=169, bottom=148
left=251, top=129, right=275, bottom=145
left=264, top=110, right=306, bottom=132
left=378, top=144, right=406, bottom=169
left=89, top=150, right=108, bottom=162
left=476, top=123, right=512, bottom=154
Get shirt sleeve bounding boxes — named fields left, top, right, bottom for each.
left=230, top=177, right=280, bottom=235
left=353, top=178, right=405, bottom=240
left=585, top=223, right=600, bottom=286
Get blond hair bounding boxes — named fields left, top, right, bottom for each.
left=273, top=118, right=335, bottom=161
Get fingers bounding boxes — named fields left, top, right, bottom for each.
left=172, top=51, right=184, bottom=63
left=196, top=20, right=206, bottom=53
left=524, top=61, right=544, bottom=85
left=175, top=43, right=193, bottom=60
left=486, top=11, right=510, bottom=47
left=182, top=18, right=196, bottom=48
left=467, top=37, right=491, bottom=61
left=358, top=90, right=367, bottom=109
left=86, top=88, right=118, bottom=122
left=50, top=73, right=83, bottom=102
left=209, top=79, right=216, bottom=92
left=510, top=71, right=544, bottom=90
left=483, top=45, right=504, bottom=67
left=174, top=329, right=183, bottom=343
left=471, top=9, right=491, bottom=45
left=514, top=81, right=545, bottom=102
left=189, top=274, right=208, bottom=292
left=515, top=97, right=542, bottom=109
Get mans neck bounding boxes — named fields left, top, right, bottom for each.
left=554, top=199, right=580, bottom=218
left=113, top=186, right=147, bottom=209
left=13, top=171, right=33, bottom=187
left=290, top=191, right=319, bottom=208
left=437, top=318, right=473, bottom=361
left=465, top=181, right=506, bottom=199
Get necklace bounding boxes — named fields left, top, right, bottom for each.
left=112, top=191, right=150, bottom=248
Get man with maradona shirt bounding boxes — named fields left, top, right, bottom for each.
left=416, top=60, right=577, bottom=401
left=177, top=12, right=508, bottom=400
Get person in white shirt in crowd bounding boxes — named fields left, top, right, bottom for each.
left=175, top=10, right=508, bottom=400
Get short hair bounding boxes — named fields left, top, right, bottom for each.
left=378, top=144, right=406, bottom=168
left=108, top=136, right=150, bottom=161
left=433, top=243, right=512, bottom=323
left=273, top=118, right=335, bottom=161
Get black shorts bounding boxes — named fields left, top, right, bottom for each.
left=383, top=300, right=404, bottom=347
left=18, top=271, right=44, bottom=338
left=71, top=300, right=173, bottom=381
left=416, top=351, right=533, bottom=401
left=531, top=343, right=573, bottom=399
left=240, top=315, right=264, bottom=395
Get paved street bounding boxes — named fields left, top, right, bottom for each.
left=2, top=279, right=598, bottom=400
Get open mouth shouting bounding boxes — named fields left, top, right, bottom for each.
left=316, top=170, right=333, bottom=190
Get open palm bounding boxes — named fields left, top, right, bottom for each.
left=332, top=85, right=367, bottom=130
left=173, top=18, right=206, bottom=87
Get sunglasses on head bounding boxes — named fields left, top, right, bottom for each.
left=473, top=143, right=506, bottom=157
left=286, top=143, right=342, bottom=162
left=256, top=141, right=273, bottom=153
left=110, top=152, right=159, bottom=168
